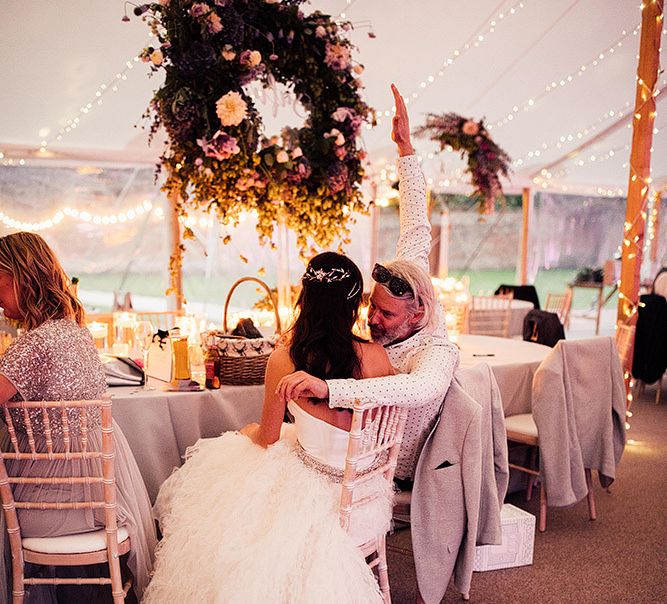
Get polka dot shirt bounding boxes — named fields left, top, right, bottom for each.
left=327, top=155, right=459, bottom=479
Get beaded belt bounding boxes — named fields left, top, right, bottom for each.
left=295, top=442, right=388, bottom=484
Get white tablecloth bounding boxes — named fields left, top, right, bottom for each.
left=458, top=334, right=551, bottom=416
left=110, top=334, right=549, bottom=501
left=112, top=383, right=263, bottom=501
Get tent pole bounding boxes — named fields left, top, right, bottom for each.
left=520, top=187, right=531, bottom=285
left=167, top=191, right=184, bottom=311
left=618, top=0, right=663, bottom=323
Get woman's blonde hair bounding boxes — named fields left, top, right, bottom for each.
left=0, top=232, right=85, bottom=330
left=381, top=259, right=438, bottom=332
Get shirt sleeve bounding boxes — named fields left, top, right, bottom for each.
left=326, top=340, right=459, bottom=409
left=395, top=154, right=430, bottom=273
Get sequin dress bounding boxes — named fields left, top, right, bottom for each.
left=0, top=319, right=156, bottom=601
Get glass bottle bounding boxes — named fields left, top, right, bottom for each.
left=204, top=342, right=220, bottom=389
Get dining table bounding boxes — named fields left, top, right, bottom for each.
left=457, top=333, right=551, bottom=416
left=111, top=334, right=551, bottom=501
left=112, top=382, right=264, bottom=502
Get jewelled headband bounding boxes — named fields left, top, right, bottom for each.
left=302, top=265, right=361, bottom=300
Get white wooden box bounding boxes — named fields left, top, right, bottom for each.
left=473, top=504, right=535, bottom=571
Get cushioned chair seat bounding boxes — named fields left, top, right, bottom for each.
left=23, top=526, right=130, bottom=555
left=504, top=413, right=538, bottom=438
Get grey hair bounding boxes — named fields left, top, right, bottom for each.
left=379, top=259, right=438, bottom=332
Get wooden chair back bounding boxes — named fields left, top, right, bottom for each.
left=545, top=290, right=573, bottom=326
left=468, top=294, right=512, bottom=338
left=339, top=400, right=407, bottom=603
left=0, top=396, right=130, bottom=603
left=446, top=303, right=470, bottom=335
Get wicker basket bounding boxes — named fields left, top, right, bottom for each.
left=218, top=277, right=282, bottom=385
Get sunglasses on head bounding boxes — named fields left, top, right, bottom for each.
left=372, top=263, right=413, bottom=298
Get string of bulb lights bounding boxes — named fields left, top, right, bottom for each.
left=368, top=0, right=529, bottom=128
left=487, top=24, right=643, bottom=131
left=0, top=200, right=160, bottom=233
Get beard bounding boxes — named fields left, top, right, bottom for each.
left=370, top=323, right=410, bottom=346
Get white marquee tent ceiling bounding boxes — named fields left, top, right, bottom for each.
left=1, top=0, right=665, bottom=198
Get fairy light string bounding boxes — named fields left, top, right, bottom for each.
left=487, top=24, right=642, bottom=131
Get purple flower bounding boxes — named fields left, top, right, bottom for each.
left=197, top=130, right=240, bottom=160
left=189, top=3, right=209, bottom=19
left=327, top=162, right=349, bottom=194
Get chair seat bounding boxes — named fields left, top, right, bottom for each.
left=505, top=413, right=538, bottom=442
left=23, top=526, right=130, bottom=555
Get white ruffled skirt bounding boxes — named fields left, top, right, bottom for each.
left=143, top=426, right=390, bottom=604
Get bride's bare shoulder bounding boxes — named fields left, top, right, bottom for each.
left=356, top=341, right=393, bottom=378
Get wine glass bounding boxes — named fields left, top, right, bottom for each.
left=133, top=320, right=155, bottom=391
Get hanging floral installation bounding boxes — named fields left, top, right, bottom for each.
left=138, top=0, right=374, bottom=294
left=415, top=113, right=511, bottom=214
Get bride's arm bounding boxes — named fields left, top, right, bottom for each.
left=242, top=346, right=294, bottom=447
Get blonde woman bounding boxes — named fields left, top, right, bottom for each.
left=0, top=231, right=156, bottom=602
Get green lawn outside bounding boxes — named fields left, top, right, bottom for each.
left=78, top=268, right=617, bottom=312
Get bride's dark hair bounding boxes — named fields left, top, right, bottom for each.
left=289, top=251, right=365, bottom=381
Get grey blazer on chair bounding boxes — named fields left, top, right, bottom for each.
left=455, top=363, right=509, bottom=545
left=411, top=379, right=482, bottom=603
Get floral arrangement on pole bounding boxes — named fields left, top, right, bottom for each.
left=415, top=113, right=511, bottom=214
left=138, top=0, right=373, bottom=295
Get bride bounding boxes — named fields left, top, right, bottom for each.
left=143, top=252, right=394, bottom=603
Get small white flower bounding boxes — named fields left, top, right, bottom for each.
left=276, top=150, right=290, bottom=163
left=291, top=147, right=303, bottom=159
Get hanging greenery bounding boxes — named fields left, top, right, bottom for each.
left=140, top=0, right=374, bottom=269
left=415, top=113, right=511, bottom=214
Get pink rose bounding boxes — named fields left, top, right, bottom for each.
left=462, top=120, right=480, bottom=136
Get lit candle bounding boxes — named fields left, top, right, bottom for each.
left=172, top=336, right=191, bottom=381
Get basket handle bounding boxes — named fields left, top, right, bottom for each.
left=223, top=277, right=282, bottom=335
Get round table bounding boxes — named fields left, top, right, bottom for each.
left=458, top=334, right=551, bottom=416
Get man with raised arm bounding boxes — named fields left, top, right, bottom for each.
left=276, top=84, right=459, bottom=483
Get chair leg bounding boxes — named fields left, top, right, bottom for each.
left=525, top=447, right=538, bottom=502
left=12, top=590, right=25, bottom=604
left=656, top=375, right=663, bottom=405
left=108, top=544, right=126, bottom=603
left=585, top=468, right=597, bottom=521
left=376, top=533, right=391, bottom=604
left=539, top=482, right=547, bottom=533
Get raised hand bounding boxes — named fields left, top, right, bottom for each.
left=391, top=83, right=414, bottom=157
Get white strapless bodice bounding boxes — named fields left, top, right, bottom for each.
left=287, top=400, right=350, bottom=469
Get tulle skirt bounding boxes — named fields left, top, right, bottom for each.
left=143, top=426, right=391, bottom=604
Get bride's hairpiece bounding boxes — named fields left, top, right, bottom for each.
left=302, top=265, right=361, bottom=300
left=302, top=266, right=351, bottom=283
